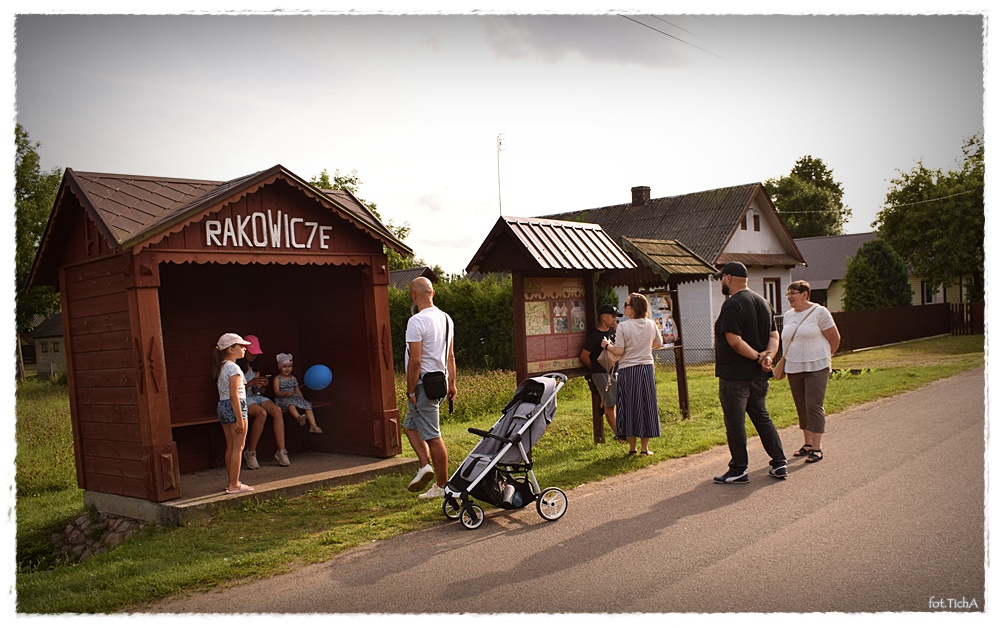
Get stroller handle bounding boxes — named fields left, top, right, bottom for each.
left=539, top=372, right=568, bottom=384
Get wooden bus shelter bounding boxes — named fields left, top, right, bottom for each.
left=28, top=165, right=409, bottom=504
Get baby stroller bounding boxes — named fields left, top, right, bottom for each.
left=442, top=372, right=568, bottom=530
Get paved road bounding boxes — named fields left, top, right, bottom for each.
left=151, top=368, right=986, bottom=614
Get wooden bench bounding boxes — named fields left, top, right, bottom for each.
left=172, top=401, right=332, bottom=428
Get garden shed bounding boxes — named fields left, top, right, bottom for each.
left=28, top=165, right=410, bottom=503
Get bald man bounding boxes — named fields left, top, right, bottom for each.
left=403, top=277, right=457, bottom=499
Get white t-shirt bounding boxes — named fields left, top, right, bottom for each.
left=616, top=317, right=661, bottom=369
left=217, top=360, right=246, bottom=400
left=780, top=304, right=837, bottom=373
left=405, top=306, right=454, bottom=379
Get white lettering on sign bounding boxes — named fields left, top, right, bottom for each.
left=205, top=211, right=333, bottom=251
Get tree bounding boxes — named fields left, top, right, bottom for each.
left=874, top=134, right=984, bottom=301
left=310, top=168, right=420, bottom=271
left=15, top=124, right=63, bottom=378
left=766, top=155, right=852, bottom=238
left=842, top=239, right=913, bottom=311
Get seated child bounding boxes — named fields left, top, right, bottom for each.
left=272, top=353, right=322, bottom=433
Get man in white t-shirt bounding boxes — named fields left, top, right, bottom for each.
left=403, top=277, right=457, bottom=499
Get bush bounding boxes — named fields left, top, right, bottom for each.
left=389, top=275, right=515, bottom=371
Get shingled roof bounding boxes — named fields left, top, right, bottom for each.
left=791, top=232, right=878, bottom=290
left=30, top=165, right=411, bottom=287
left=544, top=183, right=804, bottom=268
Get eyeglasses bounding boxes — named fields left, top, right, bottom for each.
left=623, top=302, right=631, bottom=309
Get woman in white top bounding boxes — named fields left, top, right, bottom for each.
left=781, top=281, right=841, bottom=463
left=602, top=293, right=663, bottom=456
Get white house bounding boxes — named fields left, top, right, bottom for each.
left=545, top=184, right=806, bottom=363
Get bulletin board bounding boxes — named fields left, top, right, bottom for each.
left=522, top=276, right=588, bottom=375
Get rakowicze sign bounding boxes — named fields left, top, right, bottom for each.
left=205, top=210, right=334, bottom=250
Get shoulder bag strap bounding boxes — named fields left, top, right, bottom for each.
left=783, top=305, right=819, bottom=356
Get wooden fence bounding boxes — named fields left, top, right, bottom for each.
left=776, top=303, right=982, bottom=354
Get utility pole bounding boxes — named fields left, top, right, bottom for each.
left=496, top=133, right=504, bottom=214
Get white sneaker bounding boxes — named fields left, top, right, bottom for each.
left=408, top=464, right=435, bottom=492
left=274, top=449, right=291, bottom=467
left=418, top=484, right=445, bottom=500
left=243, top=450, right=259, bottom=470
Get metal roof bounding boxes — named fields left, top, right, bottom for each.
left=466, top=216, right=636, bottom=272
left=388, top=266, right=439, bottom=290
left=544, top=183, right=805, bottom=268
left=791, top=232, right=878, bottom=285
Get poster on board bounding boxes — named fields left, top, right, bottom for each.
left=646, top=291, right=678, bottom=347
left=523, top=277, right=587, bottom=373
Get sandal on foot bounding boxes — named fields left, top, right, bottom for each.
left=309, top=426, right=323, bottom=434
left=805, top=449, right=823, bottom=463
left=793, top=446, right=813, bottom=457
left=225, top=482, right=255, bottom=494
left=640, top=450, right=654, bottom=456
left=628, top=450, right=638, bottom=456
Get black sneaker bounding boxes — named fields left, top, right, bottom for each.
left=768, top=464, right=788, bottom=480
left=714, top=469, right=749, bottom=484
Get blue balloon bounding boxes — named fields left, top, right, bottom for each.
left=303, top=364, right=333, bottom=391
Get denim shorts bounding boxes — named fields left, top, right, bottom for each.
left=218, top=398, right=248, bottom=424
left=402, top=384, right=442, bottom=441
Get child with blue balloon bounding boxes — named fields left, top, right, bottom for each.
left=272, top=353, right=323, bottom=433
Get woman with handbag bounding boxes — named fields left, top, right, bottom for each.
left=602, top=293, right=663, bottom=456
left=779, top=281, right=841, bottom=463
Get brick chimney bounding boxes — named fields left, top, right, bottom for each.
left=631, top=186, right=650, bottom=206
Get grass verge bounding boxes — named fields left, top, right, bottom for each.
left=15, top=334, right=983, bottom=613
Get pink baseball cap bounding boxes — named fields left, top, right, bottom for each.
left=243, top=334, right=263, bottom=355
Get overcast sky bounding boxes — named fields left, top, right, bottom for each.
left=10, top=8, right=985, bottom=275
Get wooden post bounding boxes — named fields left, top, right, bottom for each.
left=512, top=273, right=528, bottom=385
left=362, top=256, right=402, bottom=456
left=126, top=252, right=181, bottom=501
left=587, top=272, right=605, bottom=444
left=669, top=284, right=690, bottom=419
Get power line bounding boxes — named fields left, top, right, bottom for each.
left=618, top=15, right=727, bottom=60
left=882, top=189, right=980, bottom=209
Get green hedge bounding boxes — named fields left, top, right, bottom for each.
left=388, top=274, right=515, bottom=371
left=389, top=276, right=618, bottom=372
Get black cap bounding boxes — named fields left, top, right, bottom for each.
left=598, top=304, right=623, bottom=318
left=713, top=261, right=748, bottom=279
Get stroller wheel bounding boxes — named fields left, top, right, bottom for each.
left=460, top=504, right=485, bottom=530
left=536, top=487, right=568, bottom=521
left=442, top=496, right=461, bottom=520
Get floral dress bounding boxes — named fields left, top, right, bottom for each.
left=274, top=376, right=313, bottom=410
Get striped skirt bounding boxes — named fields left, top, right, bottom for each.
left=615, top=363, right=660, bottom=439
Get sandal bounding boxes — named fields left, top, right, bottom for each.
left=793, top=445, right=813, bottom=457
left=628, top=450, right=638, bottom=456
left=805, top=449, right=823, bottom=463
left=640, top=450, right=654, bottom=456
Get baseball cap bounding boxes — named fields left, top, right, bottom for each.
left=216, top=333, right=252, bottom=351
left=598, top=304, right=623, bottom=317
left=713, top=261, right=748, bottom=279
left=243, top=334, right=263, bottom=355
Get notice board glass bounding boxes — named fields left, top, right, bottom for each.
left=523, top=276, right=587, bottom=374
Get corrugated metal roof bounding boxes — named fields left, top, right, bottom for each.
left=543, top=183, right=805, bottom=268
left=466, top=216, right=636, bottom=272
left=388, top=266, right=439, bottom=290
left=791, top=232, right=877, bottom=284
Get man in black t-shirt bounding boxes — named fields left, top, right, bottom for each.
left=580, top=303, right=622, bottom=436
left=711, top=262, right=787, bottom=484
